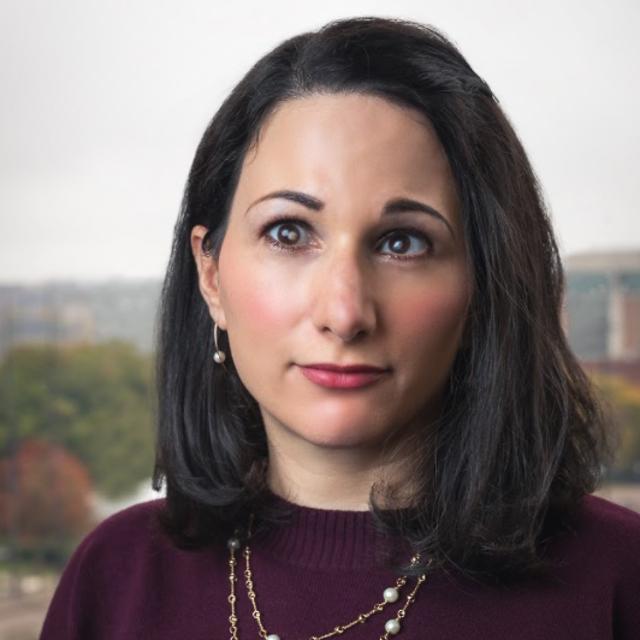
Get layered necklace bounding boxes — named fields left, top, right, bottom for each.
left=226, top=514, right=428, bottom=640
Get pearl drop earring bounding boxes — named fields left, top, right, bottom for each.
left=213, top=322, right=226, bottom=364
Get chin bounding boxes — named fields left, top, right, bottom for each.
left=297, top=423, right=389, bottom=449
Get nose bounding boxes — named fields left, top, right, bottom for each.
left=310, top=245, right=377, bottom=342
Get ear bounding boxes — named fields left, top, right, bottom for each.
left=190, top=224, right=227, bottom=330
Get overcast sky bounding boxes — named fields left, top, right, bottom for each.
left=1, top=0, right=638, bottom=283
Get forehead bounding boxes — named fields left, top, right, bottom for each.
left=233, top=92, right=459, bottom=216
left=251, top=92, right=433, bottom=150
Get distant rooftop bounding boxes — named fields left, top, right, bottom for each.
left=564, top=249, right=640, bottom=272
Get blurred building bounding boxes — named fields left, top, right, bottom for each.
left=0, top=300, right=96, bottom=351
left=0, top=279, right=161, bottom=359
left=564, top=250, right=640, bottom=382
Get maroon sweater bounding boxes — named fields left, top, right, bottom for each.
left=40, top=493, right=640, bottom=639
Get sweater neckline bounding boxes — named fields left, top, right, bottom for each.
left=251, top=492, right=413, bottom=572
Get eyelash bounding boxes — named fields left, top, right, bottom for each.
left=259, top=215, right=434, bottom=261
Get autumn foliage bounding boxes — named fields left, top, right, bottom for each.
left=0, top=438, right=95, bottom=552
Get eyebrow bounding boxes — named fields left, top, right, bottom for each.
left=245, top=189, right=454, bottom=238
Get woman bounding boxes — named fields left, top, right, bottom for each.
left=41, top=16, right=640, bottom=639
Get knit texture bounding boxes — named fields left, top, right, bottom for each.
left=40, top=493, right=640, bottom=639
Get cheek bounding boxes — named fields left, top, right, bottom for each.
left=393, top=279, right=470, bottom=355
left=219, top=256, right=298, bottom=343
left=391, top=281, right=469, bottom=414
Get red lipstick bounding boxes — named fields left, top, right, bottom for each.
left=297, top=363, right=389, bottom=389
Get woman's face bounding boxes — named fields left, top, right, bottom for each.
left=192, top=93, right=470, bottom=452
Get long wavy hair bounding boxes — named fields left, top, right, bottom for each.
left=152, top=15, right=614, bottom=583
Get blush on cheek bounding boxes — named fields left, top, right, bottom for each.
left=399, top=287, right=467, bottom=333
left=397, top=284, right=470, bottom=346
left=223, top=262, right=298, bottom=330
left=397, top=286, right=470, bottom=408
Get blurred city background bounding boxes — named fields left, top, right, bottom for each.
left=1, top=0, right=639, bottom=638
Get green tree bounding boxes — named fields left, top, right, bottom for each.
left=0, top=341, right=155, bottom=498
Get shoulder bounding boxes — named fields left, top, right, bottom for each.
left=82, top=498, right=166, bottom=549
left=41, top=498, right=229, bottom=638
left=66, top=498, right=172, bottom=585
left=41, top=499, right=170, bottom=638
left=552, top=493, right=640, bottom=580
left=571, top=493, right=640, bottom=543
left=570, top=494, right=640, bottom=637
left=67, top=498, right=168, bottom=569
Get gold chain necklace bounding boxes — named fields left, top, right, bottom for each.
left=226, top=514, right=428, bottom=640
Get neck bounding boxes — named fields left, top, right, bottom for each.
left=267, top=447, right=380, bottom=511
left=264, top=419, right=416, bottom=511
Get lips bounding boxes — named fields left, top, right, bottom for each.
left=301, top=363, right=388, bottom=373
left=297, top=363, right=389, bottom=389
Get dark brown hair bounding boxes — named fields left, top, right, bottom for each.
left=152, top=16, right=614, bottom=583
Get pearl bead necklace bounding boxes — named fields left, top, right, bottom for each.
left=226, top=515, right=428, bottom=640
